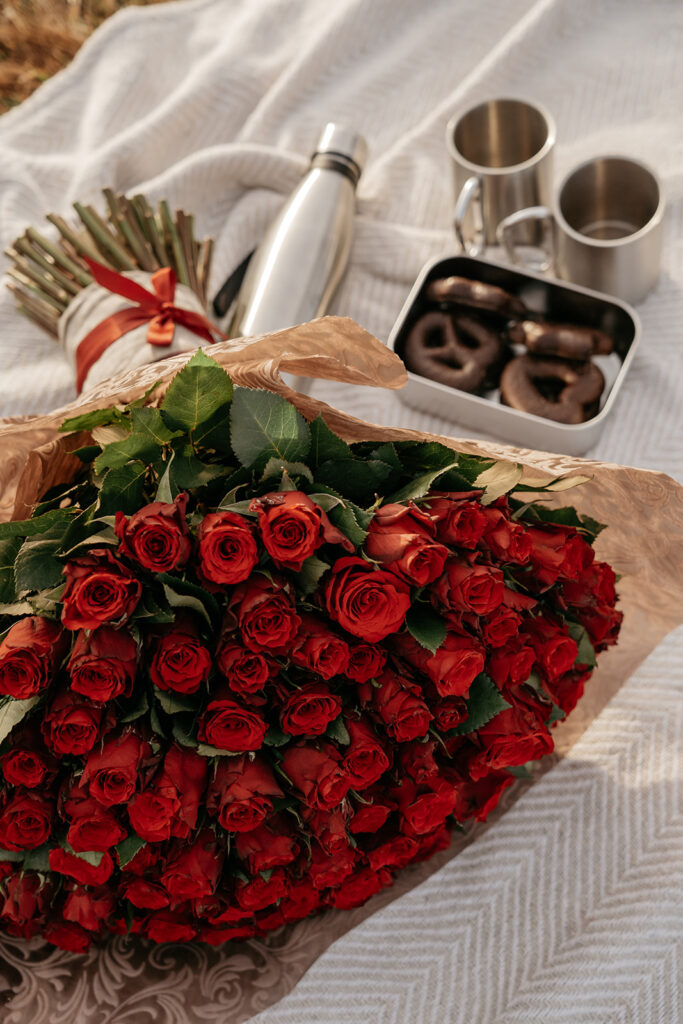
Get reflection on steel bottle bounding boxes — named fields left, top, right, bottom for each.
left=229, top=124, right=367, bottom=338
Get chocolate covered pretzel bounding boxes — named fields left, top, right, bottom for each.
left=508, top=320, right=613, bottom=360
left=500, top=355, right=605, bottom=424
left=403, top=310, right=505, bottom=393
left=426, top=275, right=526, bottom=320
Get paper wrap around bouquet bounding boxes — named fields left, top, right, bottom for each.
left=1, top=318, right=682, bottom=1011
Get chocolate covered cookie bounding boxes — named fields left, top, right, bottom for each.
left=500, top=355, right=605, bottom=424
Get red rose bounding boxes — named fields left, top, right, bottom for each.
left=235, top=868, right=288, bottom=911
left=450, top=769, right=515, bottom=822
left=119, top=842, right=159, bottom=875
left=367, top=835, right=418, bottom=871
left=469, top=704, right=554, bottom=779
left=365, top=502, right=448, bottom=586
left=68, top=626, right=138, bottom=702
left=198, top=696, right=267, bottom=752
left=399, top=739, right=439, bottom=783
left=545, top=667, right=592, bottom=716
left=342, top=715, right=390, bottom=789
left=82, top=731, right=150, bottom=807
left=146, top=911, right=197, bottom=943
left=161, top=830, right=222, bottom=901
left=48, top=847, right=114, bottom=886
left=42, top=690, right=103, bottom=756
left=280, top=881, right=321, bottom=922
left=230, top=576, right=301, bottom=653
left=397, top=779, right=455, bottom=836
left=577, top=605, right=623, bottom=650
left=522, top=617, right=578, bottom=680
left=216, top=635, right=277, bottom=695
left=156, top=744, right=208, bottom=837
left=480, top=506, right=532, bottom=564
left=44, top=919, right=92, bottom=952
left=128, top=789, right=180, bottom=843
left=280, top=682, right=342, bottom=737
left=308, top=844, right=357, bottom=889
left=0, top=616, right=65, bottom=699
left=122, top=878, right=169, bottom=909
left=324, top=557, right=411, bottom=642
left=236, top=818, right=299, bottom=873
left=149, top=615, right=212, bottom=694
left=349, top=802, right=391, bottom=833
left=61, top=548, right=142, bottom=630
left=396, top=631, right=484, bottom=699
left=423, top=492, right=487, bottom=549
left=481, top=605, right=521, bottom=648
left=1, top=872, right=51, bottom=932
left=526, top=525, right=594, bottom=587
left=206, top=754, right=282, bottom=833
left=115, top=493, right=191, bottom=572
left=67, top=798, right=126, bottom=852
left=0, top=790, right=52, bottom=850
left=488, top=641, right=536, bottom=688
left=370, top=668, right=432, bottom=743
left=290, top=614, right=350, bottom=679
left=331, top=866, right=390, bottom=910
left=197, top=511, right=258, bottom=586
left=345, top=643, right=386, bottom=683
left=433, top=557, right=504, bottom=616
left=432, top=695, right=468, bottom=732
left=282, top=742, right=350, bottom=810
left=561, top=561, right=617, bottom=608
left=251, top=490, right=352, bottom=571
left=1, top=728, right=54, bottom=789
left=63, top=883, right=115, bottom=932
left=301, top=806, right=350, bottom=855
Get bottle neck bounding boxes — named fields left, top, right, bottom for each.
left=310, top=151, right=361, bottom=187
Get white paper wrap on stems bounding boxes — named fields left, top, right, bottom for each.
left=58, top=271, right=211, bottom=392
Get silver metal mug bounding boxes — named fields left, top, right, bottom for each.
left=497, top=156, right=664, bottom=305
left=446, top=97, right=555, bottom=257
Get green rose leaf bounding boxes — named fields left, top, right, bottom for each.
left=23, top=843, right=51, bottom=872
left=297, top=555, right=331, bottom=596
left=450, top=673, right=511, bottom=735
left=309, top=415, right=353, bottom=467
left=230, top=387, right=311, bottom=470
left=568, top=622, right=597, bottom=667
left=160, top=350, right=233, bottom=435
left=97, top=461, right=147, bottom=516
left=0, top=507, right=78, bottom=541
left=389, top=460, right=459, bottom=503
left=405, top=604, right=447, bottom=655
left=115, top=834, right=146, bottom=868
left=0, top=848, right=23, bottom=863
left=60, top=405, right=126, bottom=433
left=316, top=458, right=394, bottom=505
left=326, top=715, right=351, bottom=746
left=264, top=725, right=290, bottom=748
left=154, top=688, right=196, bottom=716
left=473, top=461, right=523, bottom=505
left=0, top=695, right=39, bottom=746
left=0, top=538, right=21, bottom=603
left=14, top=523, right=66, bottom=597
left=157, top=573, right=220, bottom=628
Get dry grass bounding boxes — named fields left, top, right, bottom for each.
left=0, top=0, right=166, bottom=113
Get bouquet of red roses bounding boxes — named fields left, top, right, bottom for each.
left=0, top=351, right=621, bottom=952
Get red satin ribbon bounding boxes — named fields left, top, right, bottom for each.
left=75, top=258, right=226, bottom=392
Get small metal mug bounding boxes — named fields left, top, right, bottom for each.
left=497, top=155, right=664, bottom=305
left=446, top=97, right=555, bottom=258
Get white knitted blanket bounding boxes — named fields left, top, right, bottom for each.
left=0, top=0, right=681, bottom=1021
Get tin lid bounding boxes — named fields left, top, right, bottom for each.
left=314, top=123, right=368, bottom=175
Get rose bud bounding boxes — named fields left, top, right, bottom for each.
left=576, top=604, right=623, bottom=650
left=197, top=511, right=259, bottom=586
left=342, top=715, right=390, bottom=789
left=370, top=668, right=432, bottom=743
left=48, top=847, right=114, bottom=886
left=280, top=881, right=321, bottom=922
left=526, top=524, right=594, bottom=587
left=235, top=816, right=299, bottom=873
left=41, top=690, right=104, bottom=757
left=235, top=868, right=289, bottom=911
left=290, top=614, right=350, bottom=679
left=67, top=798, right=126, bottom=852
left=62, top=883, right=116, bottom=932
left=481, top=605, right=522, bottom=649
left=349, top=801, right=391, bottom=834
left=1, top=872, right=51, bottom=933
left=122, top=878, right=170, bottom=910
left=230, top=576, right=301, bottom=653
left=422, top=492, right=487, bottom=549
left=206, top=754, right=282, bottom=833
left=68, top=625, right=138, bottom=702
left=161, top=830, right=223, bottom=902
left=396, top=778, right=455, bottom=836
left=479, top=505, right=532, bottom=565
left=487, top=641, right=536, bottom=689
left=61, top=548, right=142, bottom=631
left=394, top=630, right=484, bottom=698
left=367, top=835, right=418, bottom=872
left=149, top=615, right=212, bottom=695
left=331, top=866, right=390, bottom=910
left=365, top=502, right=448, bottom=585
left=115, top=493, right=191, bottom=573
left=468, top=704, right=554, bottom=780
left=345, top=643, right=386, bottom=683
left=216, top=634, right=277, bottom=696
left=433, top=557, right=504, bottom=617
left=82, top=731, right=151, bottom=807
left=281, top=741, right=350, bottom=810
left=308, top=843, right=357, bottom=889
left=521, top=616, right=578, bottom=681
left=432, top=695, right=468, bottom=732
left=145, top=911, right=197, bottom=943
left=399, top=739, right=439, bottom=783
left=449, top=769, right=515, bottom=823
left=198, top=695, right=267, bottom=752
left=0, top=616, right=65, bottom=699
left=128, top=788, right=181, bottom=843
left=301, top=806, right=350, bottom=855
left=0, top=790, right=53, bottom=850
left=44, top=919, right=92, bottom=953
left=324, top=557, right=411, bottom=643
left=280, top=682, right=342, bottom=737
left=251, top=490, right=353, bottom=571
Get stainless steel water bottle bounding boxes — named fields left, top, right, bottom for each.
left=227, top=123, right=367, bottom=338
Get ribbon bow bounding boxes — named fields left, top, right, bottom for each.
left=75, top=258, right=226, bottom=392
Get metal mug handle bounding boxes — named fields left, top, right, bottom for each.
left=453, top=175, right=484, bottom=257
left=496, top=206, right=554, bottom=273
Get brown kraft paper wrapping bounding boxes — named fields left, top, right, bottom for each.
left=1, top=316, right=682, bottom=1023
